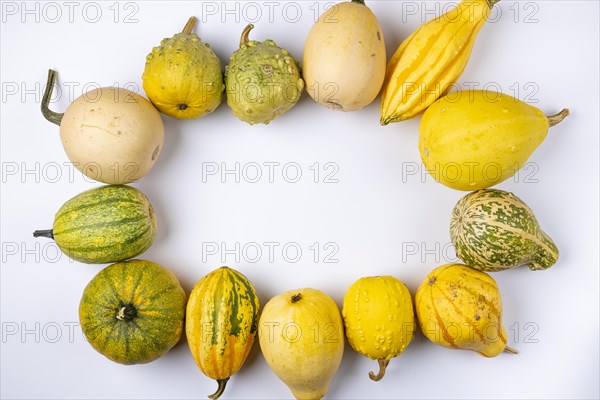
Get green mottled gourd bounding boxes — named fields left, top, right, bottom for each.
left=33, top=185, right=156, bottom=264
left=450, top=189, right=558, bottom=272
left=225, top=24, right=304, bottom=125
left=79, top=259, right=186, bottom=364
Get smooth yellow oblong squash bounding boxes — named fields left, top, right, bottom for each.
left=380, top=0, right=498, bottom=124
left=186, top=267, right=260, bottom=400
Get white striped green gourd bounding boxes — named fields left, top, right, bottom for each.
left=450, top=189, right=558, bottom=272
left=33, top=185, right=156, bottom=264
left=186, top=266, right=260, bottom=400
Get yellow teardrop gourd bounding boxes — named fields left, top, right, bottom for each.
left=380, top=0, right=498, bottom=124
left=342, top=276, right=415, bottom=381
left=259, top=288, right=344, bottom=400
left=415, top=264, right=517, bottom=357
left=419, top=90, right=569, bottom=190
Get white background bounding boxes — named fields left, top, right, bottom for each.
left=1, top=1, right=599, bottom=399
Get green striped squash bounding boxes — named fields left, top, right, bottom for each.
left=79, top=259, right=186, bottom=364
left=186, top=266, right=260, bottom=400
left=450, top=189, right=558, bottom=272
left=33, top=185, right=156, bottom=264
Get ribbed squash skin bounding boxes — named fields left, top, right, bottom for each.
left=450, top=189, right=559, bottom=272
left=342, top=276, right=415, bottom=362
left=380, top=0, right=496, bottom=123
left=415, top=263, right=508, bottom=357
left=49, top=185, right=156, bottom=263
left=79, top=259, right=186, bottom=365
left=186, top=267, right=259, bottom=390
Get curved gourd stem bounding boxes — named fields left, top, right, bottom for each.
left=182, top=16, right=197, bottom=34
left=487, top=0, right=501, bottom=8
left=208, top=378, right=229, bottom=400
left=504, top=346, right=518, bottom=355
left=41, top=70, right=63, bottom=126
left=351, top=0, right=366, bottom=5
left=240, top=24, right=254, bottom=47
left=547, top=108, right=570, bottom=127
left=33, top=229, right=54, bottom=240
left=368, top=359, right=390, bottom=381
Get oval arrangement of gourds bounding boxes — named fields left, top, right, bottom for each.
left=33, top=0, right=568, bottom=398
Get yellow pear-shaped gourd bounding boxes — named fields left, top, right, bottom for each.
left=381, top=0, right=498, bottom=124
left=259, top=288, right=344, bottom=400
left=143, top=17, right=224, bottom=119
left=419, top=90, right=569, bottom=190
left=342, top=276, right=415, bottom=381
left=415, top=264, right=517, bottom=357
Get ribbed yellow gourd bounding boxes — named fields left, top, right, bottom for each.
left=380, top=0, right=498, bottom=124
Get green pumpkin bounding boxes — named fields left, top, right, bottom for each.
left=450, top=189, right=559, bottom=272
left=79, top=259, right=186, bottom=365
left=33, top=185, right=156, bottom=264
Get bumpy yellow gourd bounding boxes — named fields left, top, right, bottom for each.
left=415, top=264, right=517, bottom=357
left=143, top=17, right=224, bottom=119
left=186, top=267, right=260, bottom=400
left=342, top=276, right=415, bottom=381
left=380, top=0, right=498, bottom=124
left=259, top=288, right=344, bottom=400
left=419, top=90, right=569, bottom=190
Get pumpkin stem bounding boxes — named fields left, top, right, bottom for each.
left=208, top=378, right=229, bottom=400
left=41, top=69, right=63, bottom=126
left=291, top=293, right=302, bottom=303
left=504, top=346, right=518, bottom=355
left=239, top=23, right=254, bottom=47
left=33, top=229, right=54, bottom=240
left=486, top=0, right=500, bottom=8
left=368, top=358, right=390, bottom=382
left=182, top=16, right=197, bottom=34
left=547, top=108, right=569, bottom=127
left=351, top=0, right=366, bottom=5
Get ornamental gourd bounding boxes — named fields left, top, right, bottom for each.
left=419, top=90, right=569, bottom=190
left=381, top=0, right=499, bottom=124
left=33, top=185, right=156, bottom=264
left=450, top=189, right=559, bottom=272
left=303, top=0, right=386, bottom=111
left=79, top=259, right=186, bottom=364
left=41, top=70, right=164, bottom=184
left=186, top=267, right=260, bottom=400
left=342, top=276, right=415, bottom=381
left=415, top=263, right=517, bottom=357
left=259, top=288, right=344, bottom=400
left=142, top=17, right=224, bottom=119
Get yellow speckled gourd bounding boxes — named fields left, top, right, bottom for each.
left=186, top=267, right=260, bottom=400
left=143, top=17, right=224, bottom=119
left=415, top=263, right=517, bottom=357
left=342, top=276, right=415, bottom=381
left=381, top=0, right=498, bottom=124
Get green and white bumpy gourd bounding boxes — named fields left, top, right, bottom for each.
left=225, top=24, right=304, bottom=125
left=450, top=189, right=558, bottom=272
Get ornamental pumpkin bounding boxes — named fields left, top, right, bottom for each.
left=79, top=259, right=186, bottom=364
